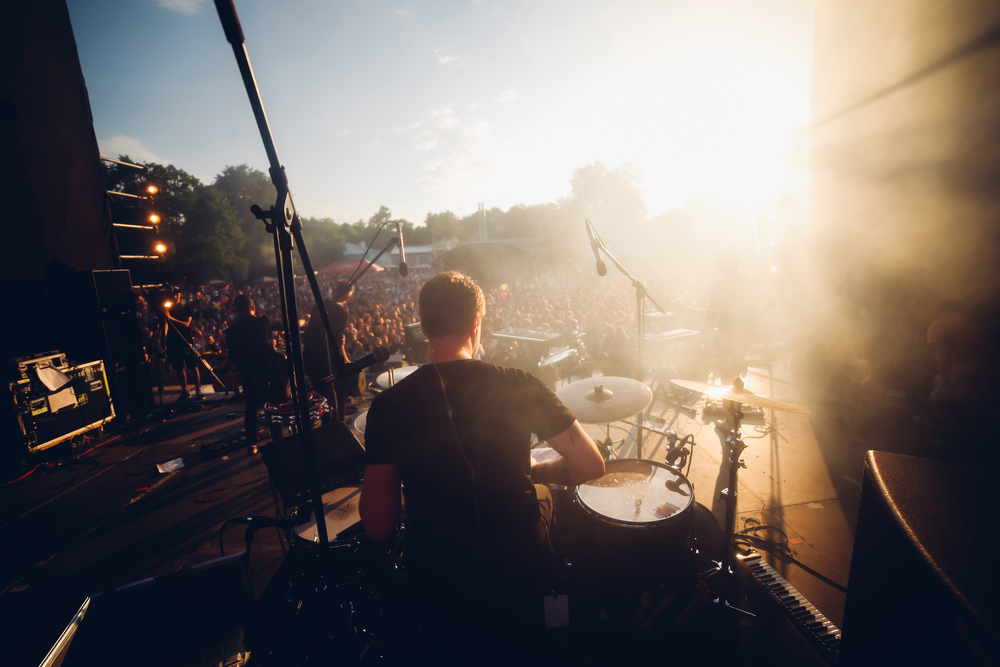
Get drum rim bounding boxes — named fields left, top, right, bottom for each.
left=292, top=483, right=364, bottom=543
left=541, top=348, right=578, bottom=364
left=575, top=457, right=695, bottom=526
left=264, top=391, right=328, bottom=414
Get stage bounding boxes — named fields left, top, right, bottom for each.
left=1, top=356, right=944, bottom=664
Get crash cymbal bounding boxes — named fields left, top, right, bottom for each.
left=375, top=365, right=419, bottom=388
left=670, top=378, right=809, bottom=413
left=556, top=376, right=653, bottom=424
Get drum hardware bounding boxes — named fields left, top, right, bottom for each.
left=584, top=218, right=669, bottom=458
left=669, top=376, right=809, bottom=617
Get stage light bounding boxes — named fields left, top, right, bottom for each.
left=768, top=240, right=775, bottom=247
left=147, top=184, right=159, bottom=195
left=149, top=214, right=160, bottom=224
left=771, top=265, right=778, bottom=272
left=164, top=301, right=173, bottom=309
left=155, top=242, right=167, bottom=254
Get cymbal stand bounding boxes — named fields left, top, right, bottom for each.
left=595, top=422, right=625, bottom=460
left=587, top=219, right=666, bottom=458
left=700, top=377, right=754, bottom=616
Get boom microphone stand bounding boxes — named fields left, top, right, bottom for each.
left=214, top=0, right=339, bottom=558
left=587, top=219, right=666, bottom=458
left=163, top=316, right=228, bottom=393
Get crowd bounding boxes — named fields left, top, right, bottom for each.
left=134, top=267, right=698, bottom=392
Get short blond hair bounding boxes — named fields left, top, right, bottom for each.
left=419, top=271, right=485, bottom=339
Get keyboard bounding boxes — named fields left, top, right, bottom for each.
left=737, top=553, right=842, bottom=663
left=493, top=328, right=563, bottom=343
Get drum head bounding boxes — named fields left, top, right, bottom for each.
left=293, top=485, right=363, bottom=542
left=541, top=348, right=577, bottom=366
left=375, top=365, right=419, bottom=388
left=353, top=410, right=368, bottom=434
left=576, top=458, right=694, bottom=525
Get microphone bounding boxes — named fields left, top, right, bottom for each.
left=395, top=221, right=408, bottom=277
left=316, top=345, right=390, bottom=387
left=586, top=219, right=607, bottom=276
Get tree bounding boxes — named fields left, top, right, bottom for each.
left=213, top=165, right=275, bottom=279
left=296, top=216, right=346, bottom=272
left=563, top=162, right=647, bottom=230
left=173, top=184, right=247, bottom=283
left=424, top=210, right=477, bottom=243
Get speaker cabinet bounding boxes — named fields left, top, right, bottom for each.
left=841, top=451, right=1000, bottom=665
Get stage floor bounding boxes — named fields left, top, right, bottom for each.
left=0, top=356, right=943, bottom=664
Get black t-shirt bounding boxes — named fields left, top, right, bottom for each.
left=302, top=301, right=349, bottom=377
left=225, top=313, right=271, bottom=370
left=166, top=303, right=193, bottom=350
left=364, top=360, right=574, bottom=580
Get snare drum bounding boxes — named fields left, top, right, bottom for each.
left=290, top=482, right=397, bottom=582
left=264, top=391, right=330, bottom=427
left=575, top=458, right=695, bottom=594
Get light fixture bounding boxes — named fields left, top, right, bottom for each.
left=155, top=242, right=167, bottom=254
left=148, top=214, right=160, bottom=224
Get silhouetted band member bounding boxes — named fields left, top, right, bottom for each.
left=165, top=293, right=202, bottom=397
left=360, top=271, right=605, bottom=640
left=224, top=294, right=286, bottom=453
left=678, top=248, right=775, bottom=383
left=302, top=279, right=354, bottom=420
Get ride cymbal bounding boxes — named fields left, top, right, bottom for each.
left=556, top=376, right=653, bottom=424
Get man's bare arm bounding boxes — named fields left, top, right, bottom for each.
left=531, top=421, right=605, bottom=486
left=360, top=464, right=401, bottom=542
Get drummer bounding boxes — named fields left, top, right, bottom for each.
left=360, top=271, right=605, bottom=640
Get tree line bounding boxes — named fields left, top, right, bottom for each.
left=106, top=156, right=733, bottom=284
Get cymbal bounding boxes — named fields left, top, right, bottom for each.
left=669, top=379, right=809, bottom=414
left=375, top=365, right=419, bottom=388
left=556, top=376, right=653, bottom=424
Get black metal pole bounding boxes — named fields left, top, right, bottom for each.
left=214, top=0, right=330, bottom=550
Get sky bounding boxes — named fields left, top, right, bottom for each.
left=67, top=0, right=815, bottom=226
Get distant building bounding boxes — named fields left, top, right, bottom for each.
left=343, top=241, right=435, bottom=272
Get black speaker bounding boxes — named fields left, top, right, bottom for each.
left=61, top=270, right=153, bottom=421
left=840, top=451, right=1000, bottom=665
left=58, top=552, right=254, bottom=667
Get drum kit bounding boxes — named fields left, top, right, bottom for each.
left=553, top=373, right=808, bottom=604
left=273, top=370, right=808, bottom=634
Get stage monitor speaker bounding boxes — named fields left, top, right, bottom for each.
left=840, top=451, right=1000, bottom=666
left=56, top=552, right=253, bottom=667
